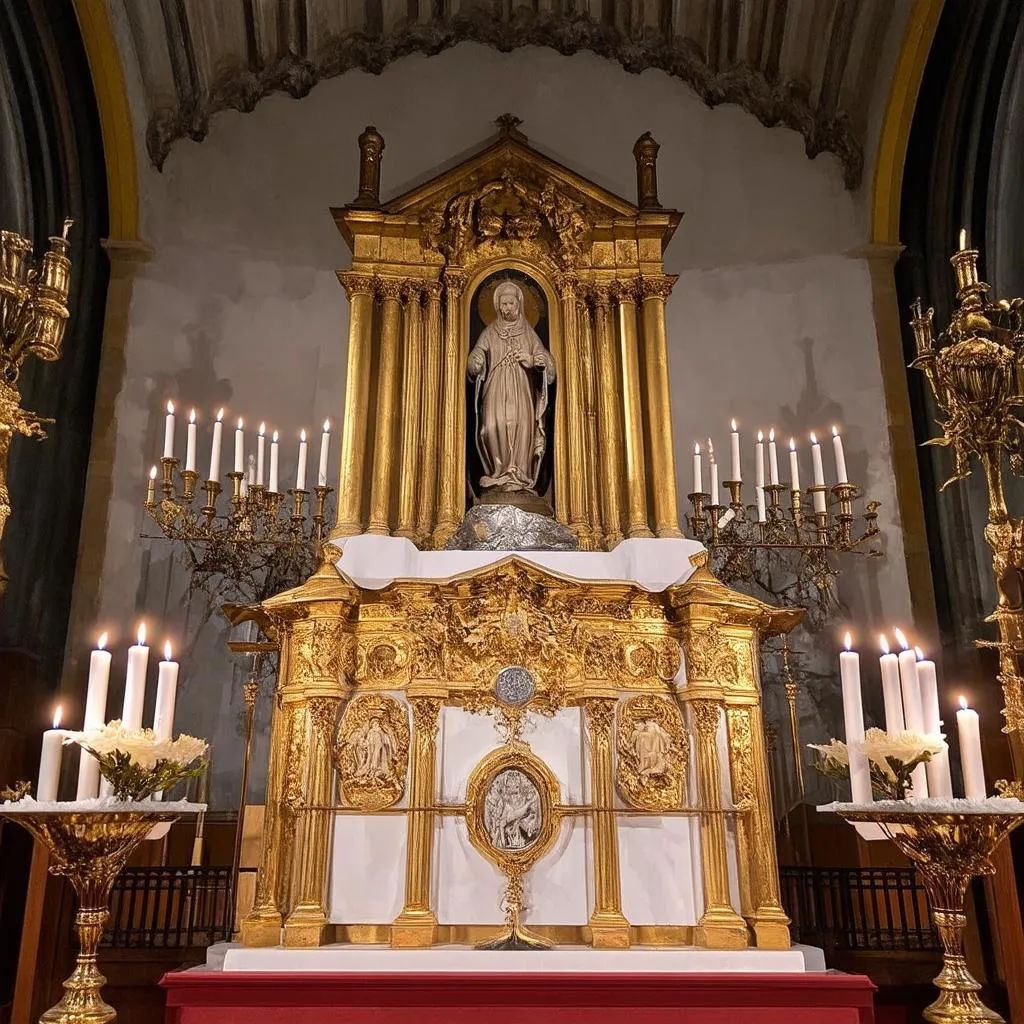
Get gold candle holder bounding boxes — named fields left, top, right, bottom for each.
left=834, top=806, right=1024, bottom=1024
left=789, top=487, right=804, bottom=531
left=290, top=488, right=308, bottom=527
left=764, top=483, right=785, bottom=519
left=950, top=246, right=984, bottom=305
left=159, top=457, right=178, bottom=499
left=227, top=471, right=244, bottom=505
left=723, top=479, right=743, bottom=512
left=832, top=482, right=857, bottom=546
left=687, top=492, right=709, bottom=535
left=145, top=471, right=156, bottom=508
left=181, top=469, right=199, bottom=503
left=201, top=479, right=221, bottom=524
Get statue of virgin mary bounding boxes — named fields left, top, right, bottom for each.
left=467, top=280, right=556, bottom=495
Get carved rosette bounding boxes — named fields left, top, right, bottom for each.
left=334, top=695, right=410, bottom=810
left=356, top=637, right=410, bottom=684
left=616, top=695, right=687, bottom=811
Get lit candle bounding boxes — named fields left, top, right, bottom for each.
left=257, top=423, right=266, bottom=487
left=730, top=419, right=741, bottom=482
left=37, top=706, right=65, bottom=803
left=208, top=409, right=224, bottom=481
left=122, top=622, right=149, bottom=731
left=708, top=438, right=719, bottom=503
left=692, top=442, right=703, bottom=494
left=75, top=633, right=111, bottom=799
left=755, top=431, right=765, bottom=489
left=893, top=628, right=927, bottom=797
left=318, top=420, right=331, bottom=487
left=810, top=432, right=827, bottom=513
left=879, top=634, right=905, bottom=732
left=153, top=642, right=179, bottom=741
left=296, top=430, right=308, bottom=490
left=768, top=429, right=779, bottom=486
left=788, top=438, right=800, bottom=492
left=146, top=466, right=157, bottom=505
left=185, top=410, right=197, bottom=473
left=956, top=697, right=986, bottom=799
left=840, top=634, right=872, bottom=804
left=163, top=401, right=175, bottom=459
left=269, top=430, right=280, bottom=492
left=234, top=418, right=245, bottom=474
left=958, top=227, right=968, bottom=252
left=916, top=647, right=953, bottom=799
left=831, top=425, right=848, bottom=484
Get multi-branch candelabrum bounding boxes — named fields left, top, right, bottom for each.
left=910, top=239, right=1024, bottom=777
left=143, top=458, right=334, bottom=603
left=0, top=219, right=73, bottom=596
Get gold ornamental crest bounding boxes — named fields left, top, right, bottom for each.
left=616, top=695, right=687, bottom=812
left=333, top=695, right=410, bottom=810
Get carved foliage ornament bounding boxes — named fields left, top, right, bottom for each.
left=333, top=694, right=410, bottom=810
left=293, top=619, right=342, bottom=686
left=682, top=622, right=741, bottom=686
left=616, top=695, right=687, bottom=812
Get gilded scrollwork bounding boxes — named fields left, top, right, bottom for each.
left=293, top=619, right=342, bottom=686
left=616, top=695, right=686, bottom=812
left=355, top=637, right=409, bottom=683
left=725, top=708, right=755, bottom=812
left=689, top=699, right=722, bottom=740
left=682, top=622, right=740, bottom=686
left=334, top=695, right=410, bottom=810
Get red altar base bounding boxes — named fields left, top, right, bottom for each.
left=161, top=970, right=875, bottom=1024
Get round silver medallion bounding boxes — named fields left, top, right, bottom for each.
left=494, top=666, right=535, bottom=706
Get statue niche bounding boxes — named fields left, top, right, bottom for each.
left=466, top=271, right=556, bottom=514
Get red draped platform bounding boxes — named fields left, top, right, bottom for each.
left=161, top=970, right=875, bottom=1024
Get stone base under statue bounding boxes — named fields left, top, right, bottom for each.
left=446, top=504, right=577, bottom=551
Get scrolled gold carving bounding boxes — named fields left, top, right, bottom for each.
left=293, top=620, right=342, bottom=686
left=583, top=697, right=616, bottom=736
left=639, top=275, right=677, bottom=301
left=622, top=637, right=680, bottom=681
left=683, top=622, right=740, bottom=686
left=356, top=638, right=409, bottom=682
left=726, top=708, right=755, bottom=812
left=334, top=695, right=410, bottom=810
left=616, top=695, right=686, bottom=811
left=375, top=276, right=404, bottom=301
left=410, top=697, right=441, bottom=739
left=338, top=272, right=375, bottom=298
left=690, top=699, right=721, bottom=740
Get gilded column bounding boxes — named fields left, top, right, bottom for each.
left=332, top=272, right=376, bottom=537
left=433, top=269, right=466, bottom=547
left=689, top=698, right=749, bottom=949
left=396, top=282, right=424, bottom=539
left=612, top=278, right=652, bottom=537
left=558, top=274, right=593, bottom=548
left=579, top=298, right=603, bottom=543
left=593, top=286, right=625, bottom=545
left=583, top=699, right=630, bottom=948
left=417, top=281, right=444, bottom=544
left=392, top=698, right=441, bottom=947
left=640, top=275, right=682, bottom=538
left=367, top=277, right=403, bottom=534
left=724, top=707, right=756, bottom=923
left=283, top=696, right=340, bottom=947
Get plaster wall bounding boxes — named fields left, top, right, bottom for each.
left=78, top=44, right=914, bottom=809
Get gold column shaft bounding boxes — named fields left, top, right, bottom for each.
left=392, top=698, right=441, bottom=947
left=559, top=275, right=592, bottom=547
left=584, top=699, right=630, bottom=948
left=593, top=287, right=625, bottom=545
left=333, top=274, right=376, bottom=535
left=433, top=270, right=466, bottom=547
left=579, top=298, right=603, bottom=544
left=396, top=283, right=424, bottom=539
left=612, top=279, right=652, bottom=537
left=367, top=279, right=403, bottom=534
left=417, top=282, right=444, bottom=544
left=640, top=277, right=682, bottom=538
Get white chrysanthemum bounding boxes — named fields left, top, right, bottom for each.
left=859, top=727, right=945, bottom=769
left=156, top=734, right=208, bottom=766
left=808, top=739, right=849, bottom=765
left=67, top=720, right=207, bottom=769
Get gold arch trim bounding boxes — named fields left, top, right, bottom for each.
left=72, top=0, right=140, bottom=241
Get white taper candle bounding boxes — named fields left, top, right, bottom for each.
left=185, top=410, right=197, bottom=473
left=916, top=647, right=953, bottom=799
left=693, top=442, right=702, bottom=494
left=832, top=425, right=848, bottom=484
left=879, top=635, right=905, bottom=733
left=269, top=431, right=280, bottom=493
left=121, top=622, right=149, bottom=731
left=37, top=706, right=65, bottom=803
left=75, top=633, right=111, bottom=799
left=209, top=409, right=224, bottom=481
left=730, top=419, right=741, bottom=482
left=956, top=697, right=986, bottom=799
left=296, top=430, right=308, bottom=490
left=894, top=628, right=927, bottom=797
left=257, top=423, right=266, bottom=487
left=840, top=634, right=872, bottom=804
left=163, top=401, right=175, bottom=459
left=768, top=428, right=779, bottom=486
left=318, top=420, right=331, bottom=487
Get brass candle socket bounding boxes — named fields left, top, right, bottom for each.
left=723, top=479, right=743, bottom=512
left=290, top=488, right=308, bottom=527
left=687, top=492, right=709, bottom=535
left=181, top=469, right=199, bottom=503
left=201, top=479, right=221, bottom=524
left=227, top=471, right=244, bottom=505
left=789, top=488, right=804, bottom=531
left=159, top=457, right=178, bottom=499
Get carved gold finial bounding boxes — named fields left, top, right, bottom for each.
left=353, top=126, right=385, bottom=208
left=633, top=132, right=661, bottom=210
left=495, top=113, right=525, bottom=140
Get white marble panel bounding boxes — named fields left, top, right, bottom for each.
left=328, top=815, right=406, bottom=923
left=619, top=814, right=702, bottom=925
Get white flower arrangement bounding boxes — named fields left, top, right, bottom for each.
left=67, top=720, right=208, bottom=802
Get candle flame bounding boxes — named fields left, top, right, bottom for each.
left=137, top=622, right=146, bottom=646
left=706, top=437, right=714, bottom=457
left=880, top=633, right=890, bottom=655
left=810, top=431, right=818, bottom=445
left=189, top=408, right=196, bottom=424
left=258, top=422, right=265, bottom=436
left=731, top=418, right=737, bottom=432
left=166, top=400, right=174, bottom=414
left=216, top=408, right=224, bottom=422
left=893, top=627, right=909, bottom=650
left=164, top=640, right=172, bottom=661
left=959, top=695, right=968, bottom=711
left=323, top=419, right=330, bottom=433
left=97, top=632, right=108, bottom=651
left=832, top=425, right=839, bottom=437
left=272, top=430, right=279, bottom=443
left=769, top=428, right=775, bottom=442
left=237, top=417, right=244, bottom=430
left=149, top=465, right=157, bottom=480
left=789, top=438, right=796, bottom=451
left=694, top=441, right=701, bottom=455
left=843, top=632, right=852, bottom=652
left=300, top=429, right=307, bottom=442
left=52, top=705, right=62, bottom=729
left=757, top=430, right=763, bottom=442
left=915, top=646, right=925, bottom=661
left=959, top=227, right=967, bottom=251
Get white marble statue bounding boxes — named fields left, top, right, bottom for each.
left=484, top=768, right=542, bottom=851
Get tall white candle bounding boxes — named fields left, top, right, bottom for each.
left=959, top=227, right=968, bottom=252
left=296, top=430, right=308, bottom=490
left=76, top=633, right=112, bottom=799
left=768, top=428, right=779, bottom=486
left=708, top=438, right=719, bottom=503
left=692, top=442, right=702, bottom=494
left=788, top=438, right=800, bottom=492
left=121, top=622, right=149, bottom=731
left=755, top=431, right=765, bottom=489
left=234, top=418, right=245, bottom=474
left=832, top=425, right=849, bottom=484
left=730, top=419, right=741, bottom=482
left=879, top=635, right=906, bottom=732
left=153, top=642, right=179, bottom=741
left=810, top=432, right=827, bottom=513
left=257, top=423, right=266, bottom=487
left=269, top=431, right=280, bottom=492
left=956, top=697, right=986, bottom=799
left=163, top=401, right=175, bottom=459
left=37, top=706, right=65, bottom=802
left=893, top=628, right=927, bottom=797
left=756, top=484, right=767, bottom=523
left=317, top=420, right=331, bottom=487
left=916, top=647, right=953, bottom=798
left=208, top=409, right=224, bottom=481
left=185, top=410, right=197, bottom=473
left=840, top=634, right=872, bottom=804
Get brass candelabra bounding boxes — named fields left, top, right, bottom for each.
left=0, top=219, right=73, bottom=596
left=911, top=242, right=1024, bottom=776
left=143, top=458, right=333, bottom=603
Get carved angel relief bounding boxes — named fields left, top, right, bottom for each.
left=333, top=695, right=410, bottom=810
left=616, top=695, right=687, bottom=812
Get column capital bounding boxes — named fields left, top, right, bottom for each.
left=443, top=268, right=467, bottom=298
left=410, top=697, right=441, bottom=737
left=376, top=276, right=405, bottom=302
left=337, top=271, right=376, bottom=298
left=690, top=699, right=722, bottom=740
left=591, top=283, right=612, bottom=311
left=609, top=277, right=640, bottom=304
left=639, top=274, right=678, bottom=301
left=423, top=280, right=444, bottom=302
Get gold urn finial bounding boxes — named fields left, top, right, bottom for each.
left=633, top=131, right=661, bottom=210
left=353, top=125, right=385, bottom=209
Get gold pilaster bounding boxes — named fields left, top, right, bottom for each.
left=640, top=276, right=682, bottom=538
left=690, top=698, right=749, bottom=949
left=396, top=283, right=424, bottom=539
left=333, top=273, right=376, bottom=536
left=417, top=282, right=444, bottom=544
left=392, top=698, right=441, bottom=947
left=433, top=270, right=466, bottom=548
left=558, top=274, right=593, bottom=548
left=583, top=698, right=631, bottom=948
left=612, top=278, right=652, bottom=538
left=593, top=286, right=625, bottom=546
left=579, top=299, right=603, bottom=544
left=367, top=277, right=403, bottom=534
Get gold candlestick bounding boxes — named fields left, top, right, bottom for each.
left=200, top=479, right=221, bottom=525
left=159, top=457, right=178, bottom=499
left=181, top=469, right=199, bottom=503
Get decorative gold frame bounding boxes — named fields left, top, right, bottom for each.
left=616, top=694, right=687, bottom=812
left=333, top=694, right=409, bottom=810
